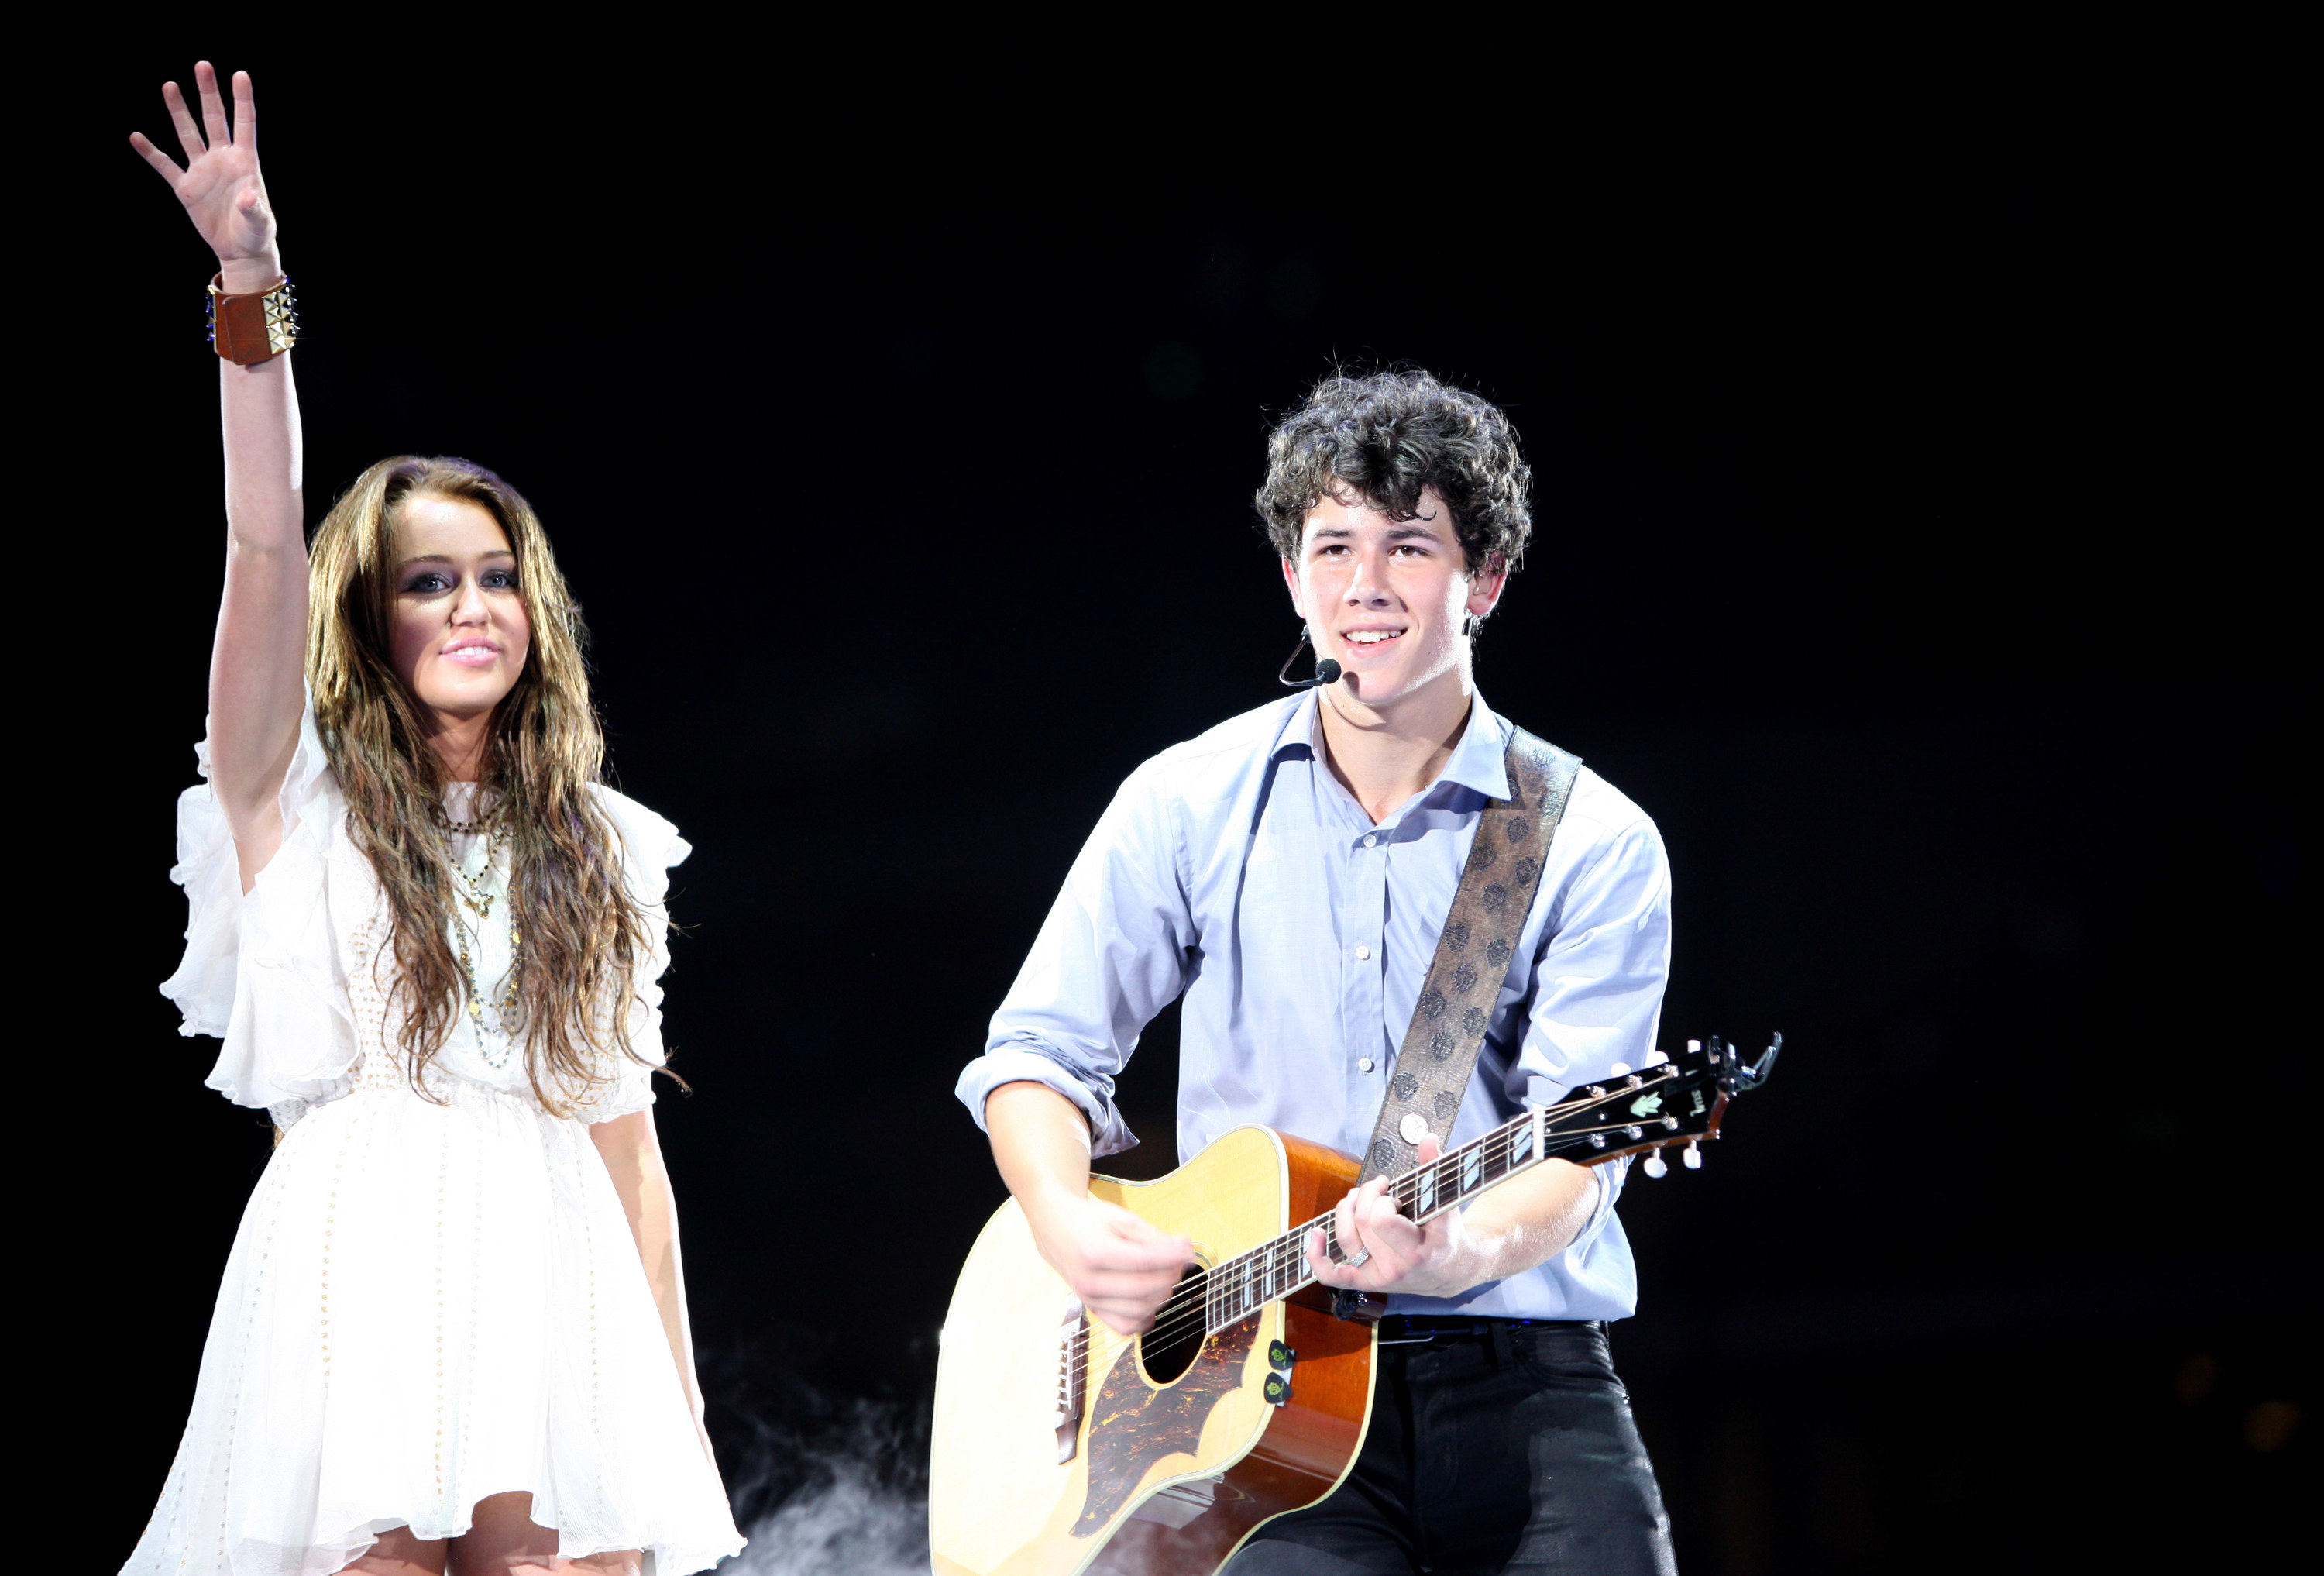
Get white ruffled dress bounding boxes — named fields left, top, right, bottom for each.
left=124, top=704, right=745, bottom=1576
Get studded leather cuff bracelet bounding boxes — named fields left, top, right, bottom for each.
left=207, top=274, right=298, bottom=364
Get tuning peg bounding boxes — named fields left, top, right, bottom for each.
left=1642, top=1151, right=1669, bottom=1179
left=1682, top=1140, right=1702, bottom=1170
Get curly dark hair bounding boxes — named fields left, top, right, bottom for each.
left=1254, top=369, right=1532, bottom=573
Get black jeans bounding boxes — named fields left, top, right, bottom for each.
left=1223, top=1319, right=1676, bottom=1576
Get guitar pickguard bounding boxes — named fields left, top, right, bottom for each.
left=1072, top=1316, right=1260, bottom=1536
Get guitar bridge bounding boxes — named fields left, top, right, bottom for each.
left=1052, top=1298, right=1088, bottom=1464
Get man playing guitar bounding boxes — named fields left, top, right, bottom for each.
left=956, top=370, right=1679, bottom=1574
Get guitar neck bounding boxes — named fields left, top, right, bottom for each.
left=1200, top=1065, right=1710, bottom=1335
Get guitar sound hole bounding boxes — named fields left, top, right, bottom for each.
left=1138, top=1264, right=1207, bottom=1385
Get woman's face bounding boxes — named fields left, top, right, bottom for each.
left=387, top=494, right=532, bottom=725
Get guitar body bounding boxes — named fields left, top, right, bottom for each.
left=931, top=1034, right=1783, bottom=1575
left=931, top=1125, right=1374, bottom=1576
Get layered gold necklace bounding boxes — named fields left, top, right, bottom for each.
left=449, top=818, right=522, bottom=1071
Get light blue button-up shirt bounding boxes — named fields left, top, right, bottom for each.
left=955, top=688, right=1673, bottom=1321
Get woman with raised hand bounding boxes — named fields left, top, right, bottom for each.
left=123, top=64, right=744, bottom=1576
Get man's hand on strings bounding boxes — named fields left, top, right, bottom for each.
left=129, top=62, right=280, bottom=288
left=983, top=1081, right=1195, bottom=1337
left=1033, top=1195, right=1195, bottom=1337
left=1304, top=1135, right=1491, bottom=1300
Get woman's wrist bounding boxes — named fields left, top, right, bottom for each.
left=218, top=251, right=284, bottom=294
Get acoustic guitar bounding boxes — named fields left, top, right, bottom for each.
left=930, top=1033, right=1780, bottom=1576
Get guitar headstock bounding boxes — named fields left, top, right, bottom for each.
left=1541, top=1033, right=1781, bottom=1176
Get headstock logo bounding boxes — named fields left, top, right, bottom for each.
left=1628, top=1093, right=1663, bottom=1117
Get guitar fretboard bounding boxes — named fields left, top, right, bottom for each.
left=1198, top=1067, right=1686, bottom=1334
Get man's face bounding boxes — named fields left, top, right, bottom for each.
left=1282, top=485, right=1504, bottom=712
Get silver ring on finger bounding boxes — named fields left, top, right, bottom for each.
left=1343, top=1248, right=1373, bottom=1269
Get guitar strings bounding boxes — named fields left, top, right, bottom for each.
left=1059, top=1096, right=1675, bottom=1364
left=1056, top=1067, right=1690, bottom=1365
left=1062, top=1122, right=1537, bottom=1364
left=1104, top=1071, right=1669, bottom=1337
left=1057, top=1094, right=1686, bottom=1366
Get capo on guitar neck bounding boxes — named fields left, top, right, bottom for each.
left=1714, top=1033, right=1783, bottom=1094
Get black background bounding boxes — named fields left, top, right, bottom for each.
left=46, top=29, right=2311, bottom=1576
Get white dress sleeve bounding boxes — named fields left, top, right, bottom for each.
left=160, top=691, right=360, bottom=1117
left=571, top=786, right=691, bottom=1124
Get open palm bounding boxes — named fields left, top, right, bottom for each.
left=130, top=62, right=275, bottom=268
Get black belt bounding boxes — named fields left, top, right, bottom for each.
left=1374, top=1314, right=1592, bottom=1347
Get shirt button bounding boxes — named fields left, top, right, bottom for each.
left=1357, top=1058, right=1376, bottom=1073
left=1363, top=834, right=1378, bottom=848
left=1355, top=945, right=1372, bottom=960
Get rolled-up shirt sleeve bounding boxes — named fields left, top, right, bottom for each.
left=1506, top=810, right=1672, bottom=1265
left=1511, top=812, right=1673, bottom=1110
left=955, top=763, right=1195, bottom=1157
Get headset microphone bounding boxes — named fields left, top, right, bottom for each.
left=1277, top=633, right=1343, bottom=689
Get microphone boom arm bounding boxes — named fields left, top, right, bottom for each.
left=1278, top=632, right=1342, bottom=689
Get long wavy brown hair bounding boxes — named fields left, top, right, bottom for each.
left=307, top=456, right=652, bottom=1113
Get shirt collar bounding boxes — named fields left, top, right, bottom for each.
left=1437, top=690, right=1513, bottom=800
left=1273, top=686, right=1513, bottom=802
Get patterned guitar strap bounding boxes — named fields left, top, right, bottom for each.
left=1333, top=725, right=1583, bottom=1324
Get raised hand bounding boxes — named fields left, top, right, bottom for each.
left=129, top=63, right=278, bottom=289
left=132, top=61, right=309, bottom=881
